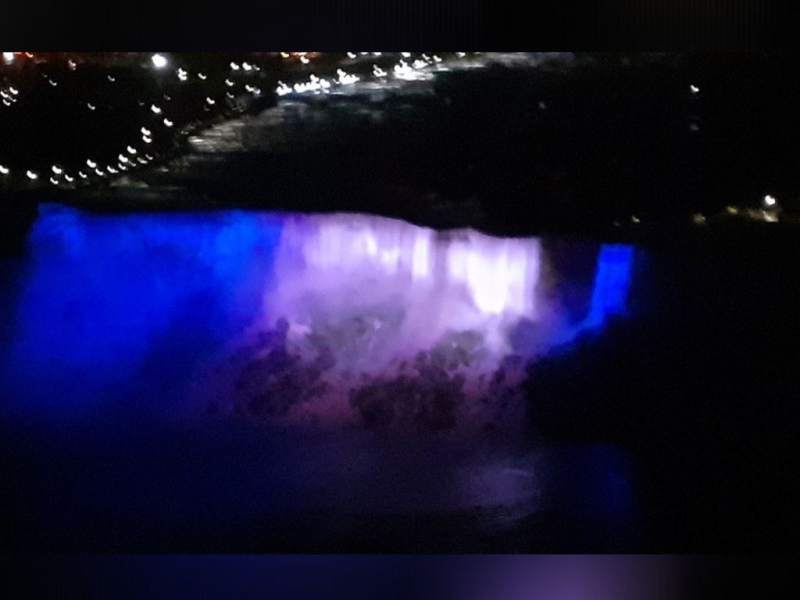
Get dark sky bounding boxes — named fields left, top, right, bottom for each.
left=0, top=1, right=787, bottom=50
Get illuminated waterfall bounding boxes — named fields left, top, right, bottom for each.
left=228, top=214, right=632, bottom=429
left=263, top=214, right=543, bottom=369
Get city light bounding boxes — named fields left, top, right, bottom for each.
left=0, top=53, right=499, bottom=187
left=151, top=53, right=168, bottom=69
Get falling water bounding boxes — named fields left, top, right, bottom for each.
left=1, top=205, right=635, bottom=432
left=217, top=213, right=635, bottom=432
left=0, top=204, right=638, bottom=528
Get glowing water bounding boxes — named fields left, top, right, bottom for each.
left=265, top=214, right=542, bottom=367
left=223, top=214, right=635, bottom=430
left=585, top=245, right=635, bottom=327
left=0, top=205, right=635, bottom=430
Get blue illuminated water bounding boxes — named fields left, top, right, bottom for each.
left=1, top=204, right=282, bottom=420
left=1, top=204, right=635, bottom=423
left=585, top=245, right=635, bottom=326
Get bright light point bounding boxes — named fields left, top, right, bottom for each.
left=242, top=62, right=252, bottom=71
left=690, top=84, right=700, bottom=94
left=764, top=194, right=777, bottom=207
left=26, top=170, right=38, bottom=180
left=630, top=215, right=640, bottom=224
left=118, top=154, right=129, bottom=163
left=78, top=171, right=87, bottom=179
left=300, top=56, right=309, bottom=64
left=205, top=97, right=215, bottom=105
left=107, top=166, right=118, bottom=174
left=49, top=177, right=59, bottom=185
left=64, top=174, right=74, bottom=182
left=456, top=52, right=466, bottom=57
left=143, top=136, right=152, bottom=144
left=393, top=59, right=430, bottom=81
left=336, top=69, right=360, bottom=85
left=692, top=213, right=706, bottom=225
left=127, top=146, right=137, bottom=155
left=225, top=79, right=234, bottom=87
left=86, top=159, right=97, bottom=168
left=140, top=127, right=151, bottom=136
left=230, top=62, right=240, bottom=70
left=163, top=118, right=173, bottom=127
left=401, top=52, right=411, bottom=58
left=87, top=102, right=96, bottom=111
left=94, top=168, right=105, bottom=176
left=150, top=104, right=162, bottom=114
left=107, top=75, right=115, bottom=82
left=0, top=165, right=9, bottom=175
left=2, top=52, right=14, bottom=64
left=198, top=72, right=207, bottom=80
left=9, top=86, right=18, bottom=95
left=372, top=65, right=387, bottom=77
left=51, top=165, right=62, bottom=174
left=151, top=53, right=168, bottom=69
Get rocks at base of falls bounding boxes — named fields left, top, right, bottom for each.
left=231, top=315, right=532, bottom=433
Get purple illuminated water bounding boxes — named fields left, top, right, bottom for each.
left=1, top=205, right=634, bottom=429
left=0, top=204, right=637, bottom=531
left=195, top=212, right=634, bottom=435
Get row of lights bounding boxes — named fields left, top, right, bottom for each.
left=5, top=53, right=787, bottom=227
left=2, top=52, right=481, bottom=182
left=1, top=52, right=250, bottom=186
left=614, top=194, right=782, bottom=229
left=275, top=52, right=453, bottom=97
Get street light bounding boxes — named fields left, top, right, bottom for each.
left=151, top=53, right=168, bottom=69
